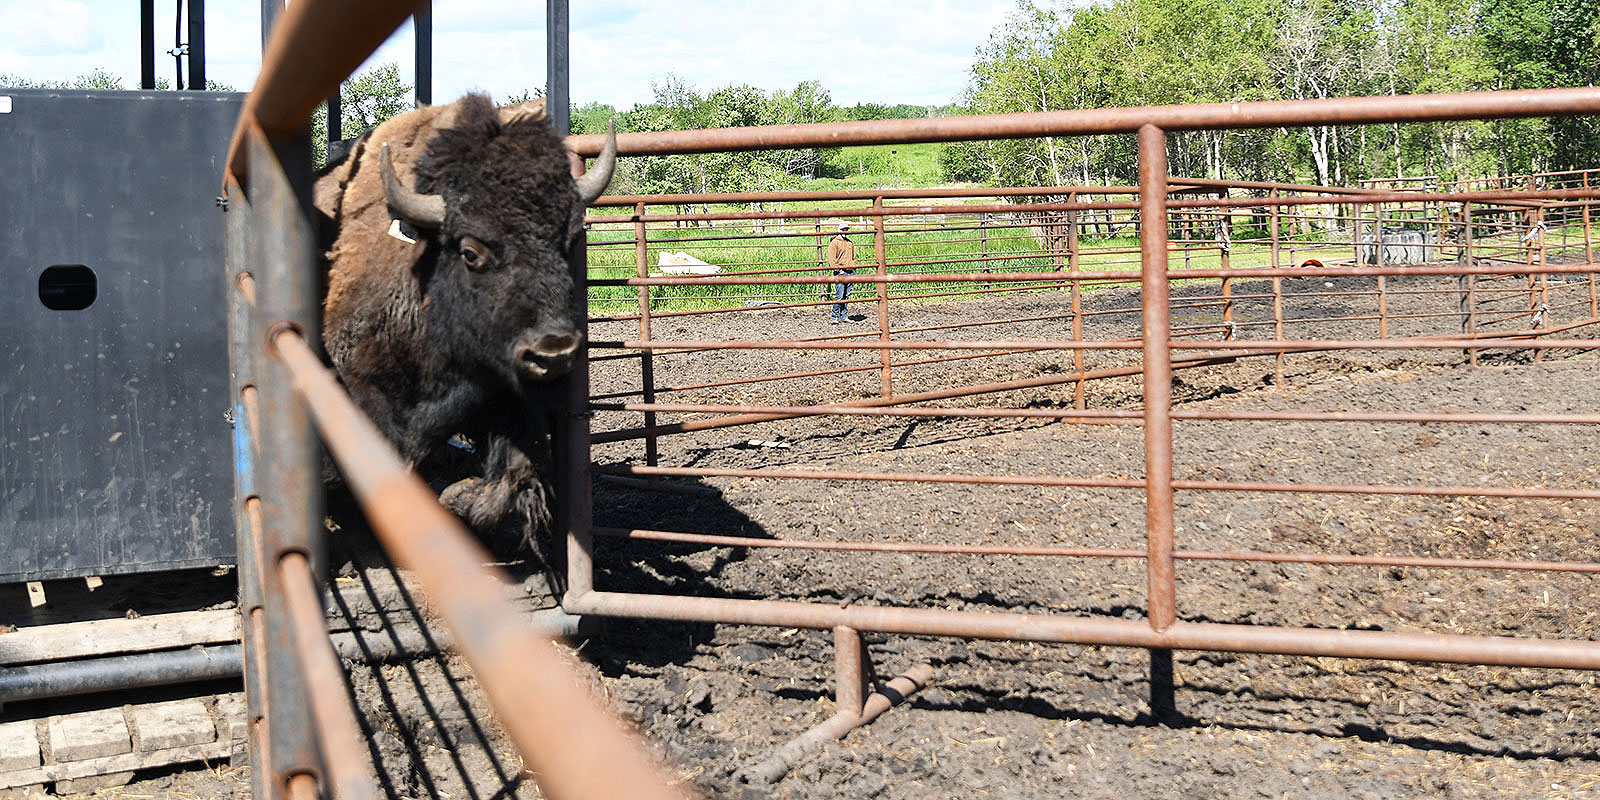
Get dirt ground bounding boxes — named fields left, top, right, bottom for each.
left=106, top=270, right=1600, bottom=799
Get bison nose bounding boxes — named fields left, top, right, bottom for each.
left=514, top=331, right=583, bottom=381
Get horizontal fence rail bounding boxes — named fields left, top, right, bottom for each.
left=565, top=87, right=1600, bottom=155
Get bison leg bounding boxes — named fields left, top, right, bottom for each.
left=434, top=411, right=554, bottom=553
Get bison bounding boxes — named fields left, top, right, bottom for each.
left=313, top=93, right=616, bottom=549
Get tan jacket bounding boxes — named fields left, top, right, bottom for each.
left=826, top=235, right=858, bottom=274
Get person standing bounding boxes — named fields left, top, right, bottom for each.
left=825, top=223, right=859, bottom=324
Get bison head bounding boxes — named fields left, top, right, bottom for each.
left=378, top=94, right=616, bottom=391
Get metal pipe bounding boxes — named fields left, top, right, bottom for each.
left=594, top=333, right=1600, bottom=352
left=566, top=87, right=1600, bottom=156
left=606, top=463, right=1600, bottom=501
left=569, top=591, right=1600, bottom=671
left=413, top=0, right=432, bottom=107
left=1138, top=124, right=1177, bottom=632
left=599, top=260, right=1600, bottom=288
left=279, top=551, right=379, bottom=800
left=584, top=186, right=1597, bottom=226
left=636, top=201, right=658, bottom=467
left=226, top=0, right=425, bottom=184
left=0, top=645, right=242, bottom=705
left=0, top=613, right=585, bottom=709
left=141, top=0, right=156, bottom=89
left=602, top=401, right=1600, bottom=426
left=742, top=654, right=932, bottom=782
left=588, top=175, right=1468, bottom=208
left=594, top=527, right=1600, bottom=574
left=873, top=196, right=893, bottom=396
left=545, top=0, right=567, bottom=134
left=188, top=0, right=205, bottom=89
left=259, top=0, right=279, bottom=52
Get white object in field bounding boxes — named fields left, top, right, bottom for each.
left=656, top=251, right=721, bottom=275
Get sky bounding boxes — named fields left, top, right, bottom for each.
left=0, top=0, right=1021, bottom=109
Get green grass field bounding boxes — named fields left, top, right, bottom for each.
left=583, top=208, right=1377, bottom=317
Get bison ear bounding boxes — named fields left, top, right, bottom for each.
left=499, top=98, right=547, bottom=124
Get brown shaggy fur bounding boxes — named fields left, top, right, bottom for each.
left=314, top=95, right=583, bottom=550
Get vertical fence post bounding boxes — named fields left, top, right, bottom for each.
left=1351, top=201, right=1362, bottom=267
left=873, top=197, right=892, bottom=398
left=1137, top=124, right=1176, bottom=633
left=224, top=175, right=270, bottom=796
left=235, top=123, right=326, bottom=800
left=1585, top=171, right=1596, bottom=318
left=815, top=221, right=825, bottom=272
left=1462, top=201, right=1479, bottom=367
left=1377, top=273, right=1389, bottom=340
left=1524, top=208, right=1540, bottom=327
left=633, top=201, right=658, bottom=468
left=1375, top=202, right=1388, bottom=341
left=1269, top=189, right=1285, bottom=386
left=562, top=202, right=596, bottom=602
left=1067, top=192, right=1085, bottom=411
left=979, top=212, right=989, bottom=289
left=1219, top=191, right=1233, bottom=341
left=1286, top=194, right=1297, bottom=269
left=834, top=626, right=867, bottom=718
left=1534, top=207, right=1549, bottom=363
left=1138, top=125, right=1178, bottom=723
left=1054, top=209, right=1067, bottom=283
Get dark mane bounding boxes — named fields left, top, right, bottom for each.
left=414, top=93, right=576, bottom=241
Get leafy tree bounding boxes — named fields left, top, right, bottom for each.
left=312, top=62, right=413, bottom=167
left=501, top=87, right=546, bottom=105
left=1479, top=0, right=1600, bottom=171
left=0, top=68, right=170, bottom=90
left=618, top=75, right=855, bottom=195
left=945, top=0, right=1599, bottom=188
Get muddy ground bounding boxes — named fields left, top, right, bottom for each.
left=97, top=270, right=1600, bottom=798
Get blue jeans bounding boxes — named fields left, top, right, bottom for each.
left=831, top=281, right=850, bottom=321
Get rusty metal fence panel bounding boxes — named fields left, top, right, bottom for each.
left=565, top=92, right=1600, bottom=679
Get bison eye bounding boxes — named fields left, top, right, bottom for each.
left=459, top=237, right=491, bottom=271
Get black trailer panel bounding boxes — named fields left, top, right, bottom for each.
left=0, top=90, right=243, bottom=581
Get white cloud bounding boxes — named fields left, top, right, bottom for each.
left=2, top=0, right=1016, bottom=108
left=567, top=0, right=1014, bottom=108
left=0, top=0, right=104, bottom=58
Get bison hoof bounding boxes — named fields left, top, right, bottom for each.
left=439, top=477, right=485, bottom=520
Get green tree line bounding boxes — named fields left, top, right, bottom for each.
left=573, top=75, right=949, bottom=195
left=941, top=0, right=1600, bottom=188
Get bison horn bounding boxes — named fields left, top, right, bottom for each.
left=573, top=121, right=617, bottom=206
left=380, top=142, right=447, bottom=228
